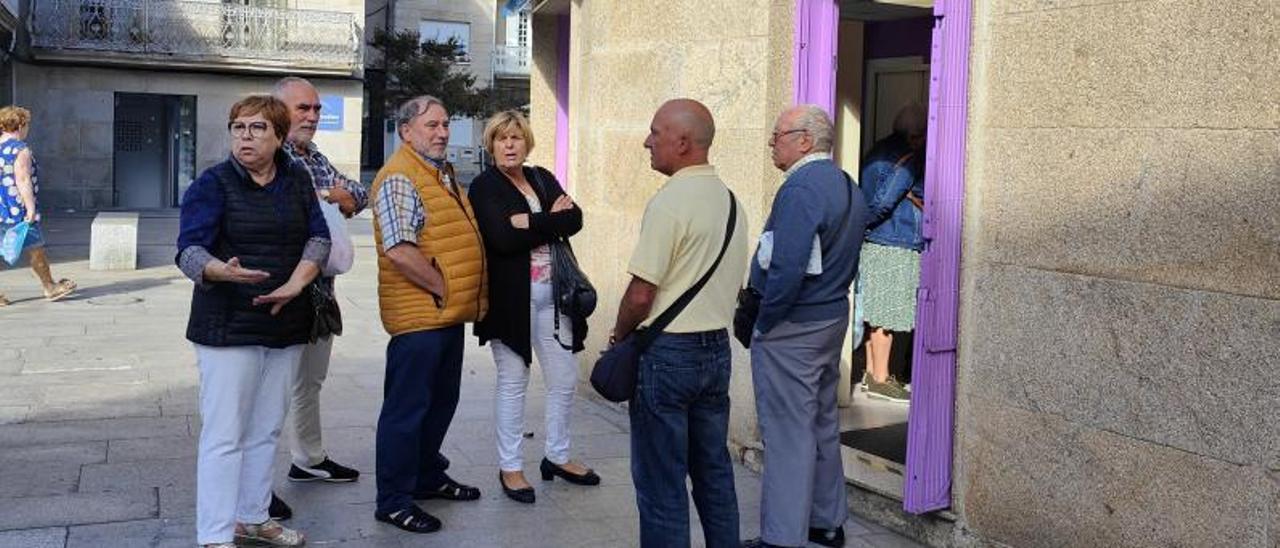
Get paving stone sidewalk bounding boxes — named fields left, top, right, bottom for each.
left=0, top=213, right=922, bottom=548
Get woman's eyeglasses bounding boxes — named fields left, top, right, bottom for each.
left=229, top=121, right=271, bottom=139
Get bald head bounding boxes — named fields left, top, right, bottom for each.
left=644, top=99, right=716, bottom=176
left=658, top=99, right=715, bottom=150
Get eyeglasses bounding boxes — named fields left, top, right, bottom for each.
left=229, top=121, right=271, bottom=139
left=770, top=128, right=808, bottom=142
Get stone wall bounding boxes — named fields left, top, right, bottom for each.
left=531, top=0, right=795, bottom=448
left=13, top=64, right=362, bottom=209
left=954, top=1, right=1280, bottom=546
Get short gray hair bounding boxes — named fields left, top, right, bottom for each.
left=396, top=95, right=447, bottom=128
left=272, top=76, right=314, bottom=98
left=793, top=104, right=834, bottom=153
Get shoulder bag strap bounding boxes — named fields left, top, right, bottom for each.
left=636, top=190, right=737, bottom=346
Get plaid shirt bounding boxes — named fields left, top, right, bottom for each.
left=373, top=158, right=457, bottom=251
left=283, top=141, right=368, bottom=214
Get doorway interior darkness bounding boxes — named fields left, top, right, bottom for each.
left=795, top=0, right=972, bottom=514
left=112, top=93, right=196, bottom=209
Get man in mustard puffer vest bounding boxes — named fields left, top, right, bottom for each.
left=370, top=95, right=488, bottom=534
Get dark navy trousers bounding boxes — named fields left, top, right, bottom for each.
left=375, top=325, right=464, bottom=513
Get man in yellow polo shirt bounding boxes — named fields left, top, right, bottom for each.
left=610, top=98, right=750, bottom=548
left=369, top=95, right=488, bottom=535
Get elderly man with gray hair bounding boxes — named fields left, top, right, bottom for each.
left=369, top=95, right=488, bottom=534
left=742, top=105, right=868, bottom=548
left=261, top=76, right=366, bottom=521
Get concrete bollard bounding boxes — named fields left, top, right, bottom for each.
left=89, top=212, right=139, bottom=271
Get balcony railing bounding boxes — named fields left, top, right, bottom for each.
left=492, top=45, right=529, bottom=78
left=29, top=0, right=362, bottom=74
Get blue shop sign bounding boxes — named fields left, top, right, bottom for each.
left=319, top=96, right=344, bottom=131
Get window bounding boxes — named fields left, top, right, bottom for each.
left=420, top=20, right=470, bottom=63
left=517, top=10, right=529, bottom=49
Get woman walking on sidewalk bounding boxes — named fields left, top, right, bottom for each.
left=0, top=106, right=76, bottom=305
left=177, top=95, right=328, bottom=548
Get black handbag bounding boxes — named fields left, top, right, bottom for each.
left=309, top=278, right=343, bottom=342
left=530, top=168, right=598, bottom=320
left=734, top=173, right=854, bottom=348
left=590, top=191, right=738, bottom=403
left=733, top=287, right=761, bottom=348
left=551, top=240, right=597, bottom=320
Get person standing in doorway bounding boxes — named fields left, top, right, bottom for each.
left=613, top=98, right=749, bottom=548
left=742, top=105, right=868, bottom=548
left=858, top=103, right=927, bottom=403
left=265, top=76, right=367, bottom=521
left=371, top=95, right=487, bottom=534
left=0, top=106, right=76, bottom=305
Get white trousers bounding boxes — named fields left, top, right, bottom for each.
left=287, top=335, right=332, bottom=468
left=195, top=343, right=303, bottom=544
left=493, top=283, right=579, bottom=472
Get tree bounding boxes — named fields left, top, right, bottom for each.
left=371, top=29, right=527, bottom=120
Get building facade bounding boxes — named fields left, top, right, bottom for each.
left=529, top=1, right=1279, bottom=547
left=363, top=0, right=531, bottom=179
left=12, top=0, right=365, bottom=210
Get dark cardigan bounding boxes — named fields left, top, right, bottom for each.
left=468, top=165, right=585, bottom=364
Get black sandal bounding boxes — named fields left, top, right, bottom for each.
left=415, top=477, right=481, bottom=501
left=375, top=505, right=441, bottom=534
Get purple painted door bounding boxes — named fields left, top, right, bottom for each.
left=903, top=0, right=971, bottom=514
left=792, top=0, right=972, bottom=515
left=792, top=0, right=839, bottom=114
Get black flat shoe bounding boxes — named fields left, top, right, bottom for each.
left=269, top=492, right=292, bottom=521
left=809, top=525, right=845, bottom=547
left=539, top=458, right=601, bottom=486
left=375, top=505, right=441, bottom=534
left=499, top=472, right=535, bottom=504
left=414, top=475, right=481, bottom=501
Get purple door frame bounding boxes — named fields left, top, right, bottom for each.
left=792, top=0, right=972, bottom=514
left=554, top=13, right=571, bottom=189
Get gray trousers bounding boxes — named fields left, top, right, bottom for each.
left=751, top=316, right=849, bottom=546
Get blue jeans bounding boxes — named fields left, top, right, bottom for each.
left=629, top=329, right=739, bottom=548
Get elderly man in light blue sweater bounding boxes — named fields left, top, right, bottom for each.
left=742, top=105, right=869, bottom=548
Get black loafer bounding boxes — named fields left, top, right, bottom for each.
left=499, top=472, right=535, bottom=504
left=809, top=525, right=845, bottom=547
left=539, top=458, right=601, bottom=486
left=374, top=505, right=441, bottom=534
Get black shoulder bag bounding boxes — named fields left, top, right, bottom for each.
left=590, top=191, right=738, bottom=403
left=531, top=169, right=598, bottom=350
left=734, top=173, right=854, bottom=348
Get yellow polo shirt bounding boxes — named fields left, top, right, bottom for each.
left=628, top=164, right=750, bottom=333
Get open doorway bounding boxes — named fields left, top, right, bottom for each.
left=827, top=2, right=936, bottom=503
left=112, top=93, right=196, bottom=208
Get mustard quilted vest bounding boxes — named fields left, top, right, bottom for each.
left=371, top=145, right=488, bottom=335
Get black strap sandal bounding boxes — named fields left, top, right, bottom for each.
left=416, top=477, right=481, bottom=501
left=375, top=506, right=441, bottom=534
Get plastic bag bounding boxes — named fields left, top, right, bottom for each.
left=1, top=222, right=29, bottom=266
left=317, top=201, right=354, bottom=277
